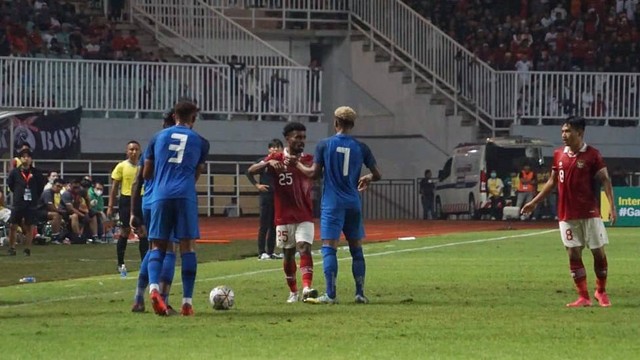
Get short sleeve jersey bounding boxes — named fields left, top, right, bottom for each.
left=138, top=155, right=153, bottom=209
left=314, top=134, right=376, bottom=209
left=553, top=144, right=606, bottom=221
left=58, top=190, right=80, bottom=212
left=111, top=160, right=138, bottom=197
left=144, top=125, right=209, bottom=203
left=40, top=188, right=56, bottom=208
left=265, top=151, right=314, bottom=225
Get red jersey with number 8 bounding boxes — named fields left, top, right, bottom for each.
left=264, top=152, right=314, bottom=225
left=553, top=144, right=606, bottom=221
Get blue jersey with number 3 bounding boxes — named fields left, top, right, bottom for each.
left=314, top=134, right=376, bottom=209
left=144, top=125, right=209, bottom=203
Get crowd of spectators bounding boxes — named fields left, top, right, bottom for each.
left=405, top=0, right=640, bottom=73
left=0, top=0, right=169, bottom=62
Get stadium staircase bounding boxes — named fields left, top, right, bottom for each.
left=127, top=0, right=504, bottom=139
left=348, top=0, right=506, bottom=139
left=129, top=0, right=300, bottom=67
left=196, top=1, right=501, bottom=141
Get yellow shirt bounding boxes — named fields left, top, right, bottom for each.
left=111, top=160, right=139, bottom=196
left=487, top=178, right=504, bottom=197
left=54, top=193, right=61, bottom=208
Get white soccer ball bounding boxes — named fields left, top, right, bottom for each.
left=209, top=285, right=235, bottom=310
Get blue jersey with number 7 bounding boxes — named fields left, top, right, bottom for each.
left=144, top=125, right=209, bottom=203
left=314, top=134, right=376, bottom=209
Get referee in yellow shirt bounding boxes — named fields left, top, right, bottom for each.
left=108, top=140, right=147, bottom=275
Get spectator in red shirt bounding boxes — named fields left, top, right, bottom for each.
left=124, top=30, right=139, bottom=54
left=111, top=29, right=125, bottom=59
left=570, top=33, right=588, bottom=68
left=584, top=9, right=600, bottom=39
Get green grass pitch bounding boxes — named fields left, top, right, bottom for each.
left=0, top=228, right=638, bottom=359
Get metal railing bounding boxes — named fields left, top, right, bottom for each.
left=361, top=179, right=420, bottom=220
left=513, top=71, right=640, bottom=126
left=204, top=0, right=350, bottom=30
left=0, top=57, right=322, bottom=120
left=348, top=0, right=640, bottom=130
left=130, top=0, right=300, bottom=67
left=1, top=159, right=424, bottom=220
left=349, top=0, right=500, bottom=134
left=0, top=159, right=259, bottom=216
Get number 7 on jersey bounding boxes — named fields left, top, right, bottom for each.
left=337, top=147, right=350, bottom=176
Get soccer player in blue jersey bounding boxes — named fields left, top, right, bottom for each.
left=130, top=110, right=178, bottom=314
left=143, top=101, right=210, bottom=316
left=296, top=106, right=381, bottom=304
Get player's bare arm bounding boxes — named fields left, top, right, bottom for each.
left=107, top=179, right=119, bottom=218
left=357, top=165, right=382, bottom=192
left=195, top=163, right=205, bottom=182
left=596, top=167, right=617, bottom=225
left=521, top=170, right=558, bottom=215
left=247, top=160, right=270, bottom=175
left=245, top=166, right=269, bottom=192
left=66, top=201, right=84, bottom=217
left=143, top=159, right=154, bottom=180
left=296, top=162, right=322, bottom=179
left=130, top=164, right=143, bottom=229
left=81, top=193, right=92, bottom=215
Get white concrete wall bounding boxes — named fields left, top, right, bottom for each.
left=511, top=125, right=640, bottom=158
left=80, top=118, right=329, bottom=155
left=318, top=38, right=475, bottom=179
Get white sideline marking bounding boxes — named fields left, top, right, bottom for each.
left=0, top=229, right=555, bottom=308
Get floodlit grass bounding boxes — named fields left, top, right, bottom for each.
left=0, top=228, right=638, bottom=359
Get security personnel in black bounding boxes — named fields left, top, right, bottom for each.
left=6, top=148, right=46, bottom=256
left=246, top=139, right=283, bottom=260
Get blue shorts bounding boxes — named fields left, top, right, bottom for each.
left=142, top=207, right=152, bottom=231
left=144, top=206, right=177, bottom=242
left=320, top=208, right=364, bottom=241
left=149, top=198, right=200, bottom=242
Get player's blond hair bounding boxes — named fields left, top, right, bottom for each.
left=334, top=106, right=357, bottom=123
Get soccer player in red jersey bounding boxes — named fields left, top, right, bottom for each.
left=247, top=122, right=318, bottom=303
left=522, top=116, right=616, bottom=307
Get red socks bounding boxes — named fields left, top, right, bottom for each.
left=570, top=259, right=589, bottom=299
left=594, top=256, right=608, bottom=293
left=299, top=252, right=314, bottom=289
left=284, top=259, right=297, bottom=293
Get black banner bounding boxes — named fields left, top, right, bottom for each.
left=0, top=107, right=82, bottom=159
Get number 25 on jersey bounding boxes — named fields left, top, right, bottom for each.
left=279, top=173, right=292, bottom=186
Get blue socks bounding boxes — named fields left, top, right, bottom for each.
left=321, top=246, right=338, bottom=299
left=134, top=251, right=151, bottom=303
left=147, top=249, right=165, bottom=291
left=181, top=252, right=197, bottom=301
left=349, top=246, right=366, bottom=297
left=160, top=252, right=177, bottom=304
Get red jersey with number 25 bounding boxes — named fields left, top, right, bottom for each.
left=553, top=144, right=606, bottom=221
left=265, top=152, right=314, bottom=226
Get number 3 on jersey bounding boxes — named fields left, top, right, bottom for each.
left=337, top=146, right=350, bottom=176
left=168, top=133, right=189, bottom=164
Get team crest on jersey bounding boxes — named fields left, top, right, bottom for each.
left=558, top=161, right=563, bottom=169
left=576, top=160, right=585, bottom=169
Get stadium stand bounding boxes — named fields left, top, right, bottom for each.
left=0, top=0, right=180, bottom=62
left=403, top=0, right=640, bottom=72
